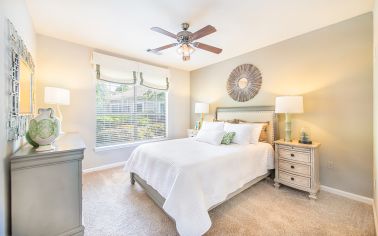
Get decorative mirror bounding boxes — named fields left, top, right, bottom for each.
left=7, top=20, right=35, bottom=140
left=227, top=64, right=262, bottom=102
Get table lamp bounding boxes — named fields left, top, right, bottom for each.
left=44, top=87, right=70, bottom=133
left=195, top=102, right=209, bottom=129
left=275, top=96, right=303, bottom=142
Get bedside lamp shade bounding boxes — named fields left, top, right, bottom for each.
left=275, top=96, right=303, bottom=142
left=194, top=102, right=209, bottom=129
left=44, top=87, right=70, bottom=105
left=275, top=96, right=303, bottom=114
left=195, top=102, right=209, bottom=114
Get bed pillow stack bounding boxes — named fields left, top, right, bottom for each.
left=195, top=121, right=264, bottom=145
left=195, top=121, right=225, bottom=145
left=224, top=123, right=264, bottom=145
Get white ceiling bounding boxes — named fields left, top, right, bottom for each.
left=26, top=0, right=373, bottom=71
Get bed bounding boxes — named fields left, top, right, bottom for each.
left=124, top=106, right=278, bottom=236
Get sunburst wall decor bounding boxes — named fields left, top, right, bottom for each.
left=227, top=64, right=262, bottom=102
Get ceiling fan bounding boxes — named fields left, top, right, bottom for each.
left=147, top=23, right=222, bottom=61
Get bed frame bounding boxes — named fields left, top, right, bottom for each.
left=130, top=106, right=278, bottom=214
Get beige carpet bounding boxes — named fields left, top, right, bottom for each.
left=83, top=167, right=375, bottom=236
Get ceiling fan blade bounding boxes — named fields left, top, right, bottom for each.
left=193, top=42, right=222, bottom=54
left=147, top=43, right=178, bottom=54
left=151, top=27, right=177, bottom=39
left=190, top=25, right=216, bottom=41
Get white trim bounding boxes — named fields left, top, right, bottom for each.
left=320, top=185, right=373, bottom=205
left=94, top=138, right=169, bottom=152
left=83, top=161, right=126, bottom=174
left=373, top=200, right=378, bottom=236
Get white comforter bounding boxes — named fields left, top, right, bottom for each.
left=124, top=138, right=274, bottom=236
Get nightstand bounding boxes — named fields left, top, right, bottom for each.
left=274, top=140, right=321, bottom=199
left=187, top=129, right=199, bottom=137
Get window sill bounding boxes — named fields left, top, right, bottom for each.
left=94, top=138, right=169, bottom=152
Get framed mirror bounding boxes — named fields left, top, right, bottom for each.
left=7, top=20, right=35, bottom=140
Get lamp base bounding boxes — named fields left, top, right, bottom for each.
left=284, top=113, right=292, bottom=142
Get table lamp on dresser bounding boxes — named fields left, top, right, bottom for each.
left=194, top=102, right=209, bottom=129
left=44, top=86, right=70, bottom=134
left=275, top=96, right=303, bottom=142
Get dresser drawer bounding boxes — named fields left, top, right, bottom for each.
left=278, top=148, right=311, bottom=163
left=279, top=160, right=311, bottom=176
left=279, top=171, right=311, bottom=188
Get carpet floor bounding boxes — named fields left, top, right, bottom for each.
left=82, top=167, right=374, bottom=236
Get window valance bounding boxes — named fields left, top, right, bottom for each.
left=139, top=63, right=170, bottom=90
left=92, top=52, right=169, bottom=90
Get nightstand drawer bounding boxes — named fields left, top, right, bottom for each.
left=279, top=171, right=311, bottom=188
left=279, top=160, right=311, bottom=176
left=279, top=145, right=310, bottom=153
left=278, top=148, right=311, bottom=163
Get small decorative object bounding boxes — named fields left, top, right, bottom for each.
left=28, top=108, right=60, bottom=152
left=275, top=96, right=303, bottom=142
left=194, top=121, right=201, bottom=130
left=44, top=87, right=70, bottom=134
left=299, top=127, right=312, bottom=144
left=227, top=64, right=262, bottom=102
left=195, top=102, right=209, bottom=129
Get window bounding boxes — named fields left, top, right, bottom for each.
left=96, top=80, right=167, bottom=147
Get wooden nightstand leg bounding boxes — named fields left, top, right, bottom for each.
left=309, top=192, right=317, bottom=200
left=274, top=181, right=280, bottom=189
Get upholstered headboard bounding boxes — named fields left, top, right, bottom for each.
left=215, top=106, right=278, bottom=145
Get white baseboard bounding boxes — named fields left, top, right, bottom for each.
left=83, top=161, right=126, bottom=174
left=320, top=185, right=373, bottom=205
left=373, top=200, right=378, bottom=236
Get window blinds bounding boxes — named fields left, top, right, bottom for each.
left=93, top=52, right=169, bottom=147
left=96, top=80, right=167, bottom=147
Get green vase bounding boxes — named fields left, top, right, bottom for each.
left=28, top=108, right=60, bottom=151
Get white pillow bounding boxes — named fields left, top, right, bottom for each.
left=224, top=123, right=253, bottom=145
left=249, top=123, right=265, bottom=144
left=201, top=121, right=224, bottom=131
left=195, top=129, right=225, bottom=145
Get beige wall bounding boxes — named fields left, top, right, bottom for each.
left=0, top=0, right=37, bottom=235
left=36, top=35, right=190, bottom=169
left=191, top=13, right=373, bottom=197
left=374, top=0, right=378, bottom=221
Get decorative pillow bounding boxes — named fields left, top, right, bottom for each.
left=249, top=123, right=265, bottom=144
left=201, top=121, right=224, bottom=131
left=259, top=123, right=269, bottom=142
left=239, top=120, right=269, bottom=143
left=224, top=123, right=253, bottom=145
left=195, top=129, right=225, bottom=145
left=221, top=132, right=236, bottom=145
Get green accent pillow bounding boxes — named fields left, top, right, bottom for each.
left=221, top=132, right=236, bottom=145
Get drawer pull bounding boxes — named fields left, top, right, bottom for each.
left=290, top=153, right=294, bottom=157
left=291, top=177, right=294, bottom=181
left=291, top=165, right=295, bottom=169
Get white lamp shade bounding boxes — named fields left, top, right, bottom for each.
left=44, top=87, right=70, bottom=105
left=195, top=102, right=209, bottom=114
left=275, top=96, right=303, bottom=113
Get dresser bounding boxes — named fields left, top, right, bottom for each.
left=274, top=140, right=320, bottom=199
left=11, top=133, right=85, bottom=236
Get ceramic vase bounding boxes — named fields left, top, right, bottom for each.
left=28, top=108, right=60, bottom=151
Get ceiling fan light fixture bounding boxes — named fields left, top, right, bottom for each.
left=182, top=55, right=190, bottom=61
left=177, top=43, right=194, bottom=61
left=148, top=23, right=222, bottom=61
